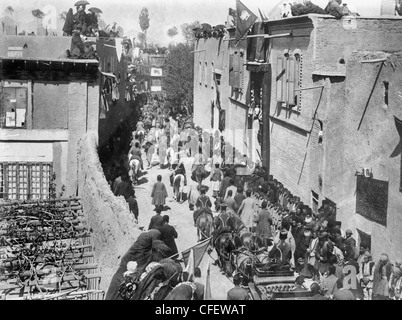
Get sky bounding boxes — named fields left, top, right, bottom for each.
left=0, top=0, right=385, bottom=45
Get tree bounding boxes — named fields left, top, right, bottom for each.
left=181, top=21, right=201, bottom=46
left=137, top=32, right=146, bottom=49
left=6, top=6, right=14, bottom=15
left=164, top=43, right=194, bottom=116
left=32, top=9, right=45, bottom=34
left=139, top=7, right=150, bottom=48
left=167, top=26, right=178, bottom=38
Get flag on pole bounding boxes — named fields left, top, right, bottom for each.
left=183, top=248, right=194, bottom=281
left=390, top=116, right=402, bottom=158
left=204, top=259, right=212, bottom=300
left=235, top=0, right=258, bottom=44
left=181, top=237, right=212, bottom=270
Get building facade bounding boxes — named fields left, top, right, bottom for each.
left=193, top=27, right=260, bottom=163
left=0, top=36, right=99, bottom=200
left=264, top=14, right=402, bottom=261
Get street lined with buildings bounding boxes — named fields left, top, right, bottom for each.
left=1, top=0, right=402, bottom=303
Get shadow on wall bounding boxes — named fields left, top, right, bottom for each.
left=77, top=132, right=141, bottom=294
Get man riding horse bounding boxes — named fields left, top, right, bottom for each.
left=211, top=202, right=238, bottom=275
left=193, top=186, right=214, bottom=242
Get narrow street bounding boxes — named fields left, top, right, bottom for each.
left=133, top=158, right=234, bottom=300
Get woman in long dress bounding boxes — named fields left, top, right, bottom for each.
left=151, top=175, right=168, bottom=210
left=237, top=190, right=257, bottom=231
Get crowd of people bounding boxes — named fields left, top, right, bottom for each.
left=106, top=91, right=402, bottom=300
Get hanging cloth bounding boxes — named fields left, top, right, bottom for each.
left=115, top=38, right=123, bottom=62
left=125, top=86, right=131, bottom=101
left=112, top=78, right=120, bottom=102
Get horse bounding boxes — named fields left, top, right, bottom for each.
left=173, top=173, right=185, bottom=202
left=213, top=231, right=237, bottom=277
left=194, top=208, right=213, bottom=242
left=128, top=157, right=140, bottom=185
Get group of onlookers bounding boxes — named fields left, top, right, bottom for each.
left=216, top=166, right=402, bottom=300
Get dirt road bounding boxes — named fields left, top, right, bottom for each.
left=133, top=160, right=234, bottom=300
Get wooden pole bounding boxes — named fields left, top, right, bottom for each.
left=262, top=64, right=272, bottom=172
left=361, top=58, right=387, bottom=64
left=264, top=33, right=292, bottom=39
left=357, top=62, right=384, bottom=131
left=294, top=85, right=324, bottom=91
left=190, top=50, right=206, bottom=54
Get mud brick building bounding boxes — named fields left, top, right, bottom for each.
left=263, top=14, right=402, bottom=260
left=0, top=36, right=99, bottom=200
left=194, top=13, right=402, bottom=261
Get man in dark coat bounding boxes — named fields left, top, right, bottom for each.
left=233, top=186, right=246, bottom=212
left=62, top=8, right=75, bottom=36
left=343, top=229, right=356, bottom=257
left=149, top=207, right=164, bottom=231
left=70, top=27, right=84, bottom=58
left=219, top=172, right=232, bottom=199
left=195, top=186, right=213, bottom=211
left=158, top=215, right=178, bottom=257
left=125, top=190, right=139, bottom=223
left=105, top=230, right=162, bottom=300
left=114, top=173, right=132, bottom=199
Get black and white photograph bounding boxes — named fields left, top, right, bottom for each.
left=0, top=0, right=401, bottom=308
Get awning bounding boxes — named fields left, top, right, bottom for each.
left=101, top=72, right=116, bottom=79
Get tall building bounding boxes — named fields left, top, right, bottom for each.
left=193, top=26, right=261, bottom=163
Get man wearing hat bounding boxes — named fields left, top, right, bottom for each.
left=343, top=229, right=356, bottom=257
left=253, top=200, right=273, bottom=246
left=195, top=186, right=212, bottom=211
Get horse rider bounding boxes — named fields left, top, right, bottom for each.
left=212, top=202, right=236, bottom=243
left=130, top=133, right=140, bottom=148
left=129, top=142, right=144, bottom=170
left=193, top=186, right=213, bottom=224
left=211, top=202, right=236, bottom=268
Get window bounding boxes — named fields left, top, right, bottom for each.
left=276, top=53, right=302, bottom=108
left=204, top=62, right=208, bottom=87
left=0, top=87, right=27, bottom=128
left=199, top=61, right=203, bottom=85
left=229, top=52, right=243, bottom=89
left=7, top=47, right=23, bottom=58
left=0, top=162, right=52, bottom=201
left=211, top=62, right=214, bottom=89
left=311, top=190, right=319, bottom=215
